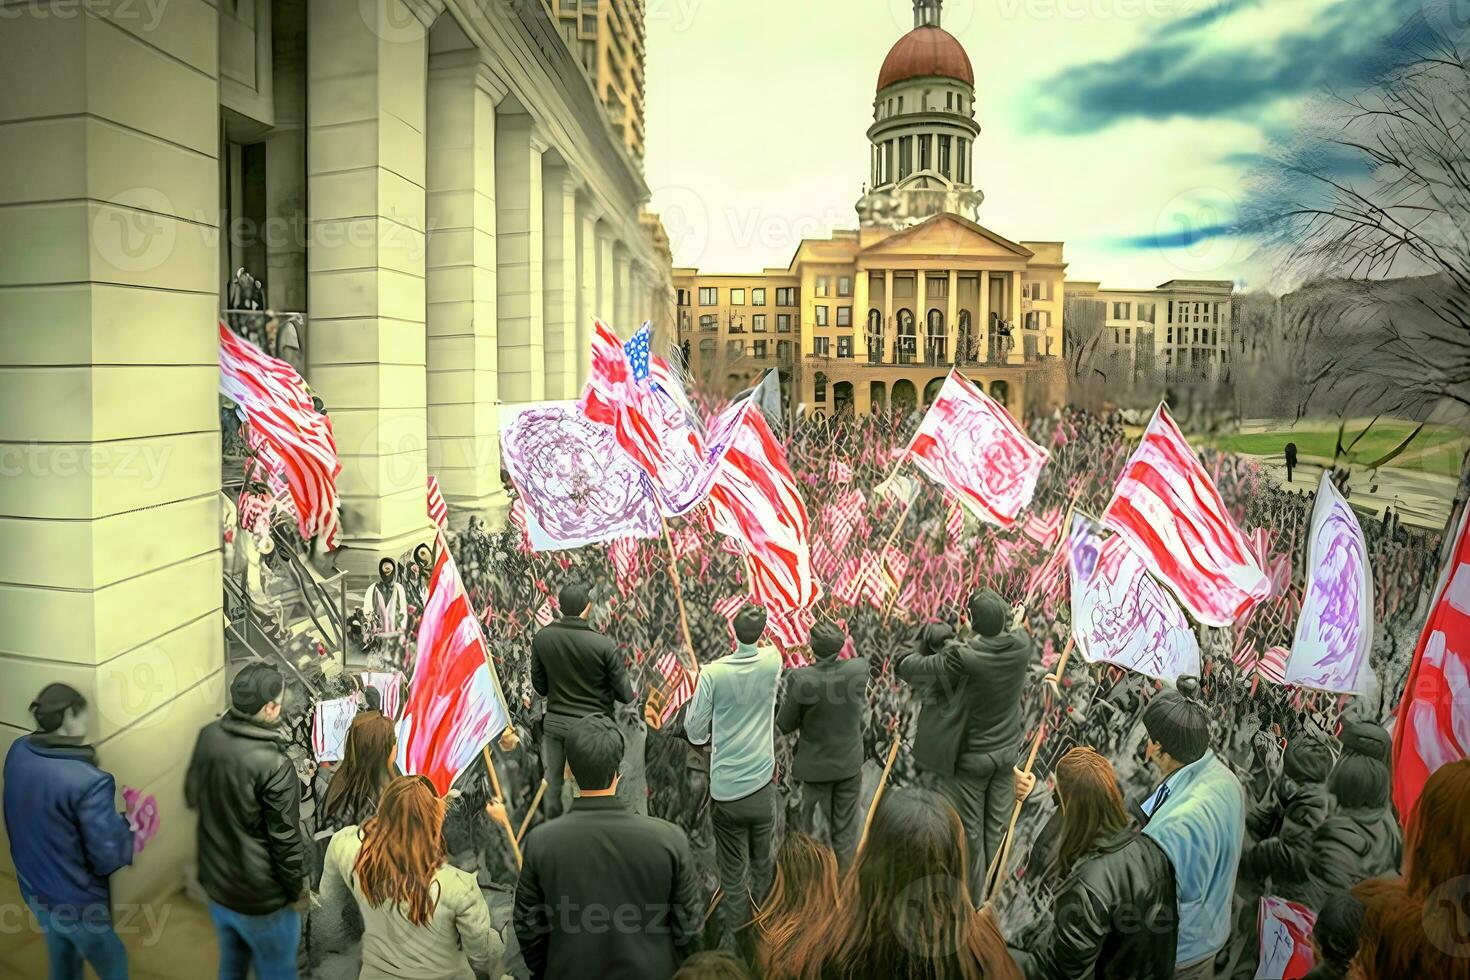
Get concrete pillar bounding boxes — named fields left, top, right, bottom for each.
left=425, top=53, right=507, bottom=524
left=946, top=269, right=959, bottom=366
left=575, top=197, right=603, bottom=384
left=883, top=268, right=895, bottom=364
left=0, top=1, right=225, bottom=904
left=978, top=270, right=991, bottom=362
left=1008, top=269, right=1024, bottom=364
left=916, top=271, right=928, bottom=365
left=613, top=244, right=633, bottom=333
left=494, top=110, right=545, bottom=403
left=596, top=223, right=616, bottom=332
left=308, top=0, right=433, bottom=569
left=854, top=269, right=870, bottom=361
left=541, top=157, right=579, bottom=401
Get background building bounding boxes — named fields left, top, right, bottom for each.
left=546, top=0, right=646, bottom=161
left=1068, top=280, right=1235, bottom=384
left=0, top=0, right=670, bottom=908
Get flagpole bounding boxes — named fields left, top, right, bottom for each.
left=854, top=456, right=916, bottom=608
left=856, top=735, right=903, bottom=858
left=660, top=517, right=698, bottom=673
left=516, top=778, right=548, bottom=845
left=481, top=744, right=523, bottom=869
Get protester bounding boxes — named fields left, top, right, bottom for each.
left=3, top=684, right=134, bottom=980
left=515, top=714, right=703, bottom=979
left=361, top=556, right=408, bottom=653
left=684, top=604, right=784, bottom=951
left=1014, top=747, right=1178, bottom=980
left=529, top=580, right=635, bottom=817
left=1353, top=759, right=1470, bottom=979
left=185, top=664, right=308, bottom=980
left=775, top=619, right=868, bottom=867
left=1137, top=684, right=1245, bottom=980
left=897, top=590, right=1033, bottom=895
left=1300, top=893, right=1363, bottom=980
left=311, top=712, right=397, bottom=881
left=405, top=541, right=434, bottom=608
left=753, top=833, right=841, bottom=979
left=672, top=951, right=756, bottom=980
left=1303, top=747, right=1401, bottom=909
left=783, top=787, right=1021, bottom=979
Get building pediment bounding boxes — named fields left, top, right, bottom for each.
left=859, top=213, right=1034, bottom=262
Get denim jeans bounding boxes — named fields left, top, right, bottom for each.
left=208, top=902, right=300, bottom=980
left=24, top=897, right=128, bottom=980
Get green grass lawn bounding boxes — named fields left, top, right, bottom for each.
left=1214, top=420, right=1468, bottom=477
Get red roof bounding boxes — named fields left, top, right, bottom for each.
left=877, top=26, right=975, bottom=91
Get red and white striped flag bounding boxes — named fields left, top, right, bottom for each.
left=767, top=606, right=816, bottom=654
left=1022, top=507, right=1063, bottom=547
left=882, top=545, right=910, bottom=587
left=704, top=399, right=820, bottom=611
left=1232, top=643, right=1290, bottom=687
left=713, top=593, right=751, bottom=624
left=907, top=371, right=1049, bottom=528
left=655, top=651, right=698, bottom=724
left=427, top=475, right=448, bottom=530
left=219, top=324, right=342, bottom=548
left=828, top=459, right=853, bottom=485
left=1103, top=405, right=1269, bottom=627
left=508, top=496, right=530, bottom=553
left=608, top=537, right=639, bottom=594
left=831, top=558, right=866, bottom=606
left=823, top=488, right=867, bottom=554
left=396, top=533, right=511, bottom=795
left=535, top=596, right=558, bottom=627
left=1392, top=502, right=1470, bottom=823
left=946, top=496, right=965, bottom=547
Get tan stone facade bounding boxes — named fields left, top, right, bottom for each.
left=546, top=0, right=646, bottom=160
left=0, top=0, right=670, bottom=905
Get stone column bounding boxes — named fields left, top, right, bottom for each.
left=883, top=268, right=895, bottom=364
left=978, top=271, right=991, bottom=361
left=596, top=225, right=616, bottom=330
left=425, top=53, right=507, bottom=524
left=308, top=0, right=433, bottom=570
left=854, top=269, right=870, bottom=362
left=494, top=110, right=545, bottom=403
left=613, top=245, right=633, bottom=333
left=541, top=155, right=578, bottom=401
left=1008, top=270, right=1024, bottom=364
left=915, top=271, right=928, bottom=365
left=575, top=197, right=602, bottom=383
left=0, top=1, right=225, bottom=904
left=946, top=269, right=959, bottom=366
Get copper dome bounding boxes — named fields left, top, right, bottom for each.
left=877, top=26, right=975, bottom=91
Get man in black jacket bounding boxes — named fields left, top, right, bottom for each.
left=896, top=589, right=1031, bottom=896
left=185, top=663, right=307, bottom=980
left=515, top=714, right=703, bottom=980
left=776, top=619, right=868, bottom=869
left=531, top=582, right=635, bottom=817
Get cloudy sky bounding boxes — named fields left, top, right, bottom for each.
left=643, top=0, right=1439, bottom=290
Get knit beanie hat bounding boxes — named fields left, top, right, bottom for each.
left=809, top=621, right=846, bottom=659
left=1340, top=721, right=1391, bottom=763
left=968, top=589, right=1008, bottom=637
left=1283, top=736, right=1336, bottom=785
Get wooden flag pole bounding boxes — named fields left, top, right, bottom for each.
left=661, top=517, right=698, bottom=673
left=856, top=489, right=917, bottom=609
left=701, top=886, right=724, bottom=930
left=516, top=778, right=549, bottom=845
left=481, top=744, right=523, bottom=869
left=855, top=736, right=903, bottom=858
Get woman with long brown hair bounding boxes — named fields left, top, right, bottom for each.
left=310, top=712, right=397, bottom=885
left=783, top=787, right=1020, bottom=980
left=754, top=833, right=841, bottom=978
left=1014, top=747, right=1177, bottom=980
left=317, top=775, right=505, bottom=979
left=1353, top=758, right=1470, bottom=980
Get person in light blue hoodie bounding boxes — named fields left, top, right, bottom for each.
left=1137, top=683, right=1245, bottom=980
left=683, top=604, right=783, bottom=953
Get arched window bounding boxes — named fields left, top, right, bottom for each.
left=926, top=308, right=946, bottom=364
left=870, top=380, right=887, bottom=413
left=813, top=371, right=828, bottom=404
left=866, top=309, right=884, bottom=363
left=892, top=379, right=918, bottom=413
left=991, top=380, right=1010, bottom=407
left=957, top=310, right=975, bottom=364
left=897, top=309, right=916, bottom=364
left=923, top=376, right=947, bottom=405
left=833, top=381, right=853, bottom=416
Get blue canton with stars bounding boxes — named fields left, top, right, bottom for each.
left=623, top=322, right=652, bottom=381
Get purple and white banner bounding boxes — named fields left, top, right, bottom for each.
left=1284, top=473, right=1374, bottom=693
left=499, top=401, right=661, bottom=551
left=1069, top=514, right=1201, bottom=682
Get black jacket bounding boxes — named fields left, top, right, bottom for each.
left=185, top=710, right=306, bottom=915
left=1241, top=779, right=1331, bottom=902
left=530, top=618, right=634, bottom=723
left=1303, top=803, right=1402, bottom=908
left=896, top=627, right=1032, bottom=776
left=1025, top=825, right=1179, bottom=980
left=514, top=795, right=703, bottom=980
left=775, top=655, right=868, bottom=783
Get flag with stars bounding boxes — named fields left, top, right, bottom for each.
left=624, top=321, right=652, bottom=382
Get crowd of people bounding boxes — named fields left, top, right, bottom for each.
left=4, top=406, right=1466, bottom=980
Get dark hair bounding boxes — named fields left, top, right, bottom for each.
left=1142, top=690, right=1209, bottom=765
left=1328, top=754, right=1391, bottom=810
left=558, top=581, right=590, bottom=617
left=565, top=714, right=624, bottom=790
left=733, top=604, right=767, bottom=644
left=809, top=620, right=846, bottom=659
left=321, top=713, right=396, bottom=828
left=230, top=663, right=285, bottom=716
left=1313, top=893, right=1364, bottom=967
left=30, top=683, right=86, bottom=734
left=967, top=589, right=1008, bottom=637
left=671, top=951, right=753, bottom=980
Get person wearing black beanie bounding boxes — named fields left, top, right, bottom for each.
left=1301, top=751, right=1403, bottom=908
left=1240, top=736, right=1335, bottom=916
left=1339, top=720, right=1391, bottom=764
left=776, top=619, right=870, bottom=870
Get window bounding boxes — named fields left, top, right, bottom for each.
left=814, top=305, right=829, bottom=326
left=899, top=136, right=913, bottom=179
left=752, top=288, right=766, bottom=306
left=776, top=287, right=797, bottom=306
left=893, top=275, right=915, bottom=299
left=946, top=92, right=953, bottom=111
left=813, top=337, right=830, bottom=357
left=926, top=276, right=948, bottom=299
left=1167, top=300, right=1174, bottom=323
left=1211, top=328, right=1218, bottom=346
left=677, top=288, right=690, bottom=306
left=752, top=314, right=767, bottom=332
left=581, top=13, right=596, bottom=32
left=1111, top=302, right=1131, bottom=320
left=837, top=306, right=852, bottom=327
left=838, top=276, right=852, bottom=296
left=837, top=336, right=852, bottom=358
left=957, top=138, right=967, bottom=183
left=918, top=135, right=932, bottom=171
left=1138, top=303, right=1156, bottom=324
left=814, top=371, right=828, bottom=402
left=1025, top=311, right=1039, bottom=331
left=939, top=135, right=952, bottom=177
left=897, top=96, right=904, bottom=113
left=727, top=340, right=743, bottom=358
left=1212, top=303, right=1220, bottom=324
left=698, top=287, right=717, bottom=306
left=730, top=288, right=745, bottom=306
left=777, top=340, right=793, bottom=363
left=699, top=338, right=716, bottom=362
left=815, top=277, right=830, bottom=298
left=752, top=340, right=767, bottom=358
left=777, top=314, right=792, bottom=332
left=699, top=314, right=717, bottom=331
left=1124, top=328, right=1132, bottom=344
left=1167, top=325, right=1174, bottom=344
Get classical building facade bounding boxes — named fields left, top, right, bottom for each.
left=1068, top=279, right=1235, bottom=384
left=0, top=0, right=670, bottom=905
left=674, top=0, right=1067, bottom=420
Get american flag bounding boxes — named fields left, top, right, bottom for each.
left=766, top=606, right=815, bottom=656
left=1022, top=507, right=1063, bottom=547
left=713, top=593, right=750, bottom=623
left=580, top=319, right=665, bottom=486
left=907, top=371, right=1048, bottom=528
left=828, top=459, right=853, bottom=485
left=427, top=475, right=448, bottom=530
left=608, top=537, right=639, bottom=594
left=704, top=399, right=820, bottom=611
left=1233, top=641, right=1289, bottom=687
left=655, top=651, right=698, bottom=724
left=946, top=495, right=965, bottom=547
left=624, top=321, right=653, bottom=381
left=218, top=324, right=342, bottom=548
left=832, top=558, right=866, bottom=606
left=1102, top=404, right=1269, bottom=627
left=882, top=545, right=909, bottom=586
left=1392, top=501, right=1470, bottom=823
left=508, top=496, right=531, bottom=553
left=823, top=488, right=867, bottom=553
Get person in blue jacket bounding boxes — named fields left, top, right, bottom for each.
left=4, top=683, right=135, bottom=980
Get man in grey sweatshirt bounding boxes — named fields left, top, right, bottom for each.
left=683, top=604, right=782, bottom=951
